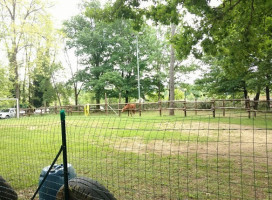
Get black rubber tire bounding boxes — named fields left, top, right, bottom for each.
left=0, top=176, right=18, bottom=200
left=56, top=177, right=116, bottom=200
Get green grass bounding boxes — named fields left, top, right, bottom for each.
left=0, top=113, right=272, bottom=199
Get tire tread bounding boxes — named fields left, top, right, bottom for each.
left=56, top=177, right=116, bottom=200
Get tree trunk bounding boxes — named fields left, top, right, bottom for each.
left=158, top=82, right=161, bottom=101
left=95, top=91, right=100, bottom=110
left=169, top=23, right=176, bottom=116
left=243, top=82, right=248, bottom=99
left=243, top=82, right=250, bottom=108
left=266, top=74, right=270, bottom=109
left=51, top=74, right=62, bottom=106
left=28, top=72, right=32, bottom=107
left=8, top=44, right=20, bottom=100
left=125, top=90, right=129, bottom=103
left=74, top=85, right=78, bottom=106
left=253, top=87, right=261, bottom=110
left=266, top=85, right=270, bottom=109
left=22, top=50, right=29, bottom=105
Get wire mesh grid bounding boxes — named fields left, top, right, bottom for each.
left=0, top=112, right=272, bottom=199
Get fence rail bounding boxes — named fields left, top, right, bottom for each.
left=21, top=99, right=272, bottom=118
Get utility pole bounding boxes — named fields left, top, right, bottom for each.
left=136, top=34, right=141, bottom=103
left=169, top=23, right=176, bottom=115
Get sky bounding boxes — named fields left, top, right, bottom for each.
left=49, top=0, right=81, bottom=27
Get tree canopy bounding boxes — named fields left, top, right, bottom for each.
left=63, top=1, right=168, bottom=103
left=97, top=0, right=272, bottom=100
left=0, top=0, right=271, bottom=109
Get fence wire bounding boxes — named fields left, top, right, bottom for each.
left=0, top=112, right=272, bottom=199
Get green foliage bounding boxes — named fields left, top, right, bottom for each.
left=31, top=48, right=59, bottom=107
left=174, top=88, right=184, bottom=100
left=64, top=2, right=167, bottom=103
left=147, top=1, right=180, bottom=25
left=73, top=0, right=272, bottom=101
left=85, top=0, right=145, bottom=31
left=195, top=58, right=247, bottom=98
left=0, top=66, right=12, bottom=98
left=0, top=0, right=55, bottom=102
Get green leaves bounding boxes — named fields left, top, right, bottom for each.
left=0, top=66, right=12, bottom=98
left=64, top=0, right=167, bottom=103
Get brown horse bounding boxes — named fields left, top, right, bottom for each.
left=121, top=104, right=136, bottom=116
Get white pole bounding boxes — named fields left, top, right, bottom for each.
left=136, top=35, right=141, bottom=103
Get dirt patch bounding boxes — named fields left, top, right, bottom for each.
left=17, top=187, right=36, bottom=199
left=108, top=122, right=272, bottom=161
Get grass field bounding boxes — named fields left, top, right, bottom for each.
left=1, top=112, right=272, bottom=199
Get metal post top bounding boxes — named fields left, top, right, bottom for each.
left=60, top=110, right=65, bottom=120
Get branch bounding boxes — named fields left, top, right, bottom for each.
left=2, top=0, right=14, bottom=19
left=228, top=0, right=242, bottom=11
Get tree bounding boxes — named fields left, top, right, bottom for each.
left=91, top=0, right=193, bottom=114
left=147, top=27, right=169, bottom=101
left=64, top=48, right=83, bottom=106
left=0, top=0, right=50, bottom=102
left=31, top=48, right=57, bottom=107
left=195, top=57, right=249, bottom=98
left=100, top=0, right=272, bottom=105
left=28, top=18, right=63, bottom=107
left=64, top=2, right=165, bottom=104
left=182, top=0, right=272, bottom=102
left=63, top=14, right=118, bottom=106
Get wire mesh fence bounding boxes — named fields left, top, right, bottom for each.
left=0, top=111, right=272, bottom=199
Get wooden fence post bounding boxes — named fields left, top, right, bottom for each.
left=254, top=99, right=257, bottom=117
left=55, top=102, right=57, bottom=114
left=139, top=101, right=142, bottom=117
left=223, top=100, right=225, bottom=117
left=212, top=100, right=215, bottom=118
left=159, top=100, right=162, bottom=117
left=44, top=101, right=47, bottom=114
left=105, top=93, right=108, bottom=115
left=118, top=93, right=121, bottom=117
left=184, top=100, right=187, bottom=117
left=246, top=98, right=251, bottom=119
left=195, top=99, right=197, bottom=115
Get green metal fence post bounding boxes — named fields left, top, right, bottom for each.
left=60, top=110, right=69, bottom=200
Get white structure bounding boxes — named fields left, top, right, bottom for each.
left=0, top=98, right=19, bottom=119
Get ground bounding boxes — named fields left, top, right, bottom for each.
left=1, top=113, right=272, bottom=199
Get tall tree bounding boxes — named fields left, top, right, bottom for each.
left=64, top=2, right=164, bottom=104
left=179, top=0, right=272, bottom=101
left=63, top=14, right=116, bottom=106
left=64, top=48, right=83, bottom=106
left=0, top=0, right=50, bottom=102
left=100, top=0, right=272, bottom=104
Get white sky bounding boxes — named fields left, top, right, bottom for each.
left=49, top=0, right=82, bottom=27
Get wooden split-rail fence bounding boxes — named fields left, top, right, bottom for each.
left=19, top=98, right=272, bottom=118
